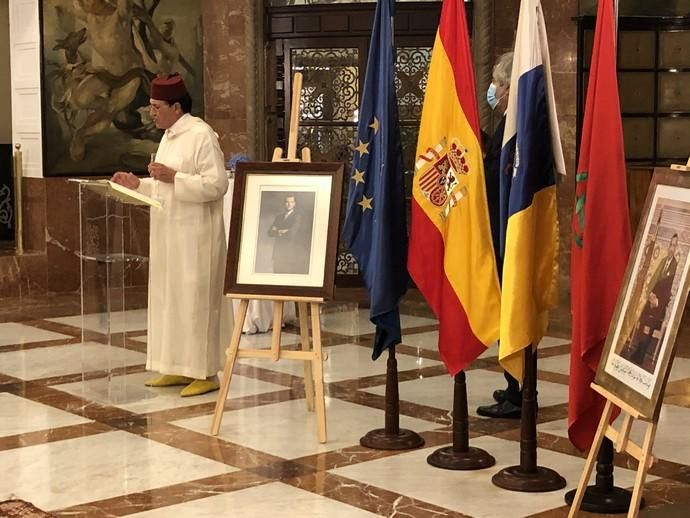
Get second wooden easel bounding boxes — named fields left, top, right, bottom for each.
left=210, top=72, right=328, bottom=443
left=568, top=383, right=657, bottom=518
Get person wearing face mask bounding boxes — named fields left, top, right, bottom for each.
left=476, top=52, right=524, bottom=419
left=111, top=73, right=229, bottom=397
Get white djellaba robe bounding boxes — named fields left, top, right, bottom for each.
left=137, top=113, right=229, bottom=379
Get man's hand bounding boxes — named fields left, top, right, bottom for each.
left=649, top=292, right=659, bottom=308
left=148, top=162, right=177, bottom=183
left=112, top=171, right=140, bottom=190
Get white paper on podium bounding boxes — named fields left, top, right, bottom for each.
left=70, top=179, right=162, bottom=209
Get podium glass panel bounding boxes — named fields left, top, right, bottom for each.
left=77, top=180, right=151, bottom=404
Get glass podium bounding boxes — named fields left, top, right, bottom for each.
left=74, top=179, right=157, bottom=404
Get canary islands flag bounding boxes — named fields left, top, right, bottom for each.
left=408, top=0, right=501, bottom=375
left=342, top=0, right=409, bottom=360
left=498, top=0, right=566, bottom=381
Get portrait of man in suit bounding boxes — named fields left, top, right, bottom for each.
left=267, top=193, right=311, bottom=274
left=624, top=233, right=679, bottom=372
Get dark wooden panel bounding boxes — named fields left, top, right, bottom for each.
left=322, top=14, right=349, bottom=32
left=660, top=30, right=690, bottom=67
left=267, top=2, right=444, bottom=39
left=271, top=16, right=293, bottom=34
left=295, top=15, right=321, bottom=33
left=350, top=12, right=374, bottom=32
left=395, top=13, right=410, bottom=32
left=409, top=11, right=442, bottom=32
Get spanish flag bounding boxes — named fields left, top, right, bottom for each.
left=497, top=0, right=566, bottom=381
left=408, top=0, right=501, bottom=375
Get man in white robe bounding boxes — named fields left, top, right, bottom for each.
left=112, top=73, right=229, bottom=396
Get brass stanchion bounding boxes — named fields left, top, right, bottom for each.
left=12, top=143, right=24, bottom=255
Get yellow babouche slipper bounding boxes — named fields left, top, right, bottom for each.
left=180, top=379, right=220, bottom=397
left=144, top=374, right=194, bottom=387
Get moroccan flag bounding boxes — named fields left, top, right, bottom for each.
left=342, top=0, right=409, bottom=360
left=497, top=0, right=566, bottom=381
left=568, top=0, right=631, bottom=451
left=408, top=0, right=501, bottom=375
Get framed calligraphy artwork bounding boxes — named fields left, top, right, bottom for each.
left=596, top=168, right=690, bottom=418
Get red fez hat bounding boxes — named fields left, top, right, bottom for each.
left=150, top=73, right=189, bottom=101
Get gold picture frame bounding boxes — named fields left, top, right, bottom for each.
left=224, top=161, right=344, bottom=300
left=596, top=168, right=690, bottom=419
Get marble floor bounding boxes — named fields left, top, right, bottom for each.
left=2, top=295, right=690, bottom=517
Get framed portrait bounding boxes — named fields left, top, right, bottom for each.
left=596, top=168, right=690, bottom=418
left=225, top=161, right=345, bottom=300
left=39, top=0, right=204, bottom=177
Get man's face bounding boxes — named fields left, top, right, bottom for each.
left=285, top=197, right=296, bottom=211
left=669, top=236, right=678, bottom=254
left=149, top=98, right=180, bottom=130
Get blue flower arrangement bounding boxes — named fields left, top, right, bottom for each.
left=226, top=153, right=251, bottom=175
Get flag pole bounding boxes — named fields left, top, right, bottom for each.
left=427, top=370, right=495, bottom=470
left=492, top=346, right=566, bottom=491
left=564, top=436, right=641, bottom=513
left=360, top=346, right=425, bottom=450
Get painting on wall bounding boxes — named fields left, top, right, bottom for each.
left=40, top=0, right=204, bottom=177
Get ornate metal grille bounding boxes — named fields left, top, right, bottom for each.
left=292, top=48, right=359, bottom=122
left=395, top=47, right=431, bottom=123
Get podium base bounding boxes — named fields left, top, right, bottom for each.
left=427, top=446, right=496, bottom=471
left=360, top=428, right=425, bottom=450
left=492, top=465, right=566, bottom=492
left=565, top=486, right=640, bottom=514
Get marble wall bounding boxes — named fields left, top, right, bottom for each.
left=0, top=0, right=259, bottom=301
left=203, top=0, right=259, bottom=160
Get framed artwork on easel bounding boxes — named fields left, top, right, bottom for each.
left=596, top=168, right=690, bottom=419
left=224, top=161, right=344, bottom=301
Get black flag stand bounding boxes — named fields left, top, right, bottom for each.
left=360, top=346, right=425, bottom=450
left=427, top=370, right=495, bottom=470
left=492, top=346, right=567, bottom=491
left=564, top=437, right=642, bottom=513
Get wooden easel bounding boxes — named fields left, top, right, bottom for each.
left=570, top=166, right=690, bottom=517
left=210, top=72, right=328, bottom=443
left=568, top=383, right=657, bottom=518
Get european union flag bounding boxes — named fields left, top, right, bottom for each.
left=342, top=0, right=409, bottom=361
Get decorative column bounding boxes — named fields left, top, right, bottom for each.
left=203, top=0, right=263, bottom=160
left=472, top=0, right=494, bottom=132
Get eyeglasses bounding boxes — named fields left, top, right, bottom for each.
left=149, top=103, right=170, bottom=113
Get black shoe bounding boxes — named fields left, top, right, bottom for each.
left=477, top=400, right=522, bottom=419
left=493, top=389, right=508, bottom=403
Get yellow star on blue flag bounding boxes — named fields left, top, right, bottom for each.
left=353, top=139, right=369, bottom=156
left=358, top=195, right=373, bottom=211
